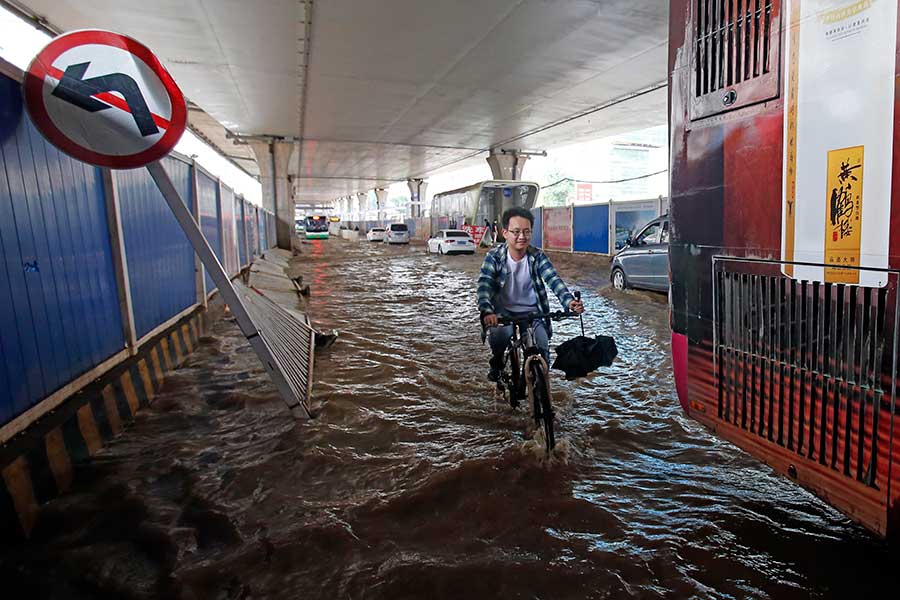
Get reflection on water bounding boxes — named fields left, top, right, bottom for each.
left=2, top=239, right=897, bottom=599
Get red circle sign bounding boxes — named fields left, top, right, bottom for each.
left=24, top=30, right=187, bottom=169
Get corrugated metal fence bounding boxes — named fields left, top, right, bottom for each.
left=531, top=198, right=667, bottom=254
left=0, top=69, right=275, bottom=431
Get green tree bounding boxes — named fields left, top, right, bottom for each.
left=539, top=170, right=573, bottom=207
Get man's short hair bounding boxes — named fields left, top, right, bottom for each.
left=501, top=206, right=534, bottom=229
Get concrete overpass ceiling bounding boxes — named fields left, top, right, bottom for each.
left=13, top=0, right=308, bottom=179
left=12, top=0, right=667, bottom=201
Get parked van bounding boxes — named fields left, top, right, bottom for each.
left=610, top=215, right=669, bottom=292
left=384, top=223, right=410, bottom=244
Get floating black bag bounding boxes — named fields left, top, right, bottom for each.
left=551, top=335, right=618, bottom=380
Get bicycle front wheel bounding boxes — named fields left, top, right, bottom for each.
left=530, top=362, right=554, bottom=454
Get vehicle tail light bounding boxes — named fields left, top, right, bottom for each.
left=446, top=240, right=455, bottom=243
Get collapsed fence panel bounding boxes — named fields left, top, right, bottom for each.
left=233, top=281, right=314, bottom=417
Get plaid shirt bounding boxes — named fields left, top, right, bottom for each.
left=477, top=244, right=574, bottom=318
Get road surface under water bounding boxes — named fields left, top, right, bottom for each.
left=3, top=238, right=898, bottom=599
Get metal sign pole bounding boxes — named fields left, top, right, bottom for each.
left=146, top=161, right=310, bottom=418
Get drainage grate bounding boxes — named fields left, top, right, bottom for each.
left=712, top=258, right=899, bottom=489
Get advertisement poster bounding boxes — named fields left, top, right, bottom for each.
left=614, top=201, right=658, bottom=250
left=782, top=0, right=895, bottom=286
left=461, top=224, right=488, bottom=245
left=543, top=207, right=573, bottom=251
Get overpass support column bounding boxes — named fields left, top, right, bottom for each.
left=407, top=179, right=427, bottom=218
left=249, top=140, right=295, bottom=249
left=486, top=149, right=529, bottom=180
left=375, top=188, right=388, bottom=222
left=356, top=192, right=368, bottom=222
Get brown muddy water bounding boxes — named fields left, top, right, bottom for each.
left=2, top=239, right=898, bottom=599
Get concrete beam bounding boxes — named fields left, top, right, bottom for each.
left=486, top=149, right=529, bottom=180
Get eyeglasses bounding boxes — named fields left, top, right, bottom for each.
left=507, top=229, right=532, bottom=238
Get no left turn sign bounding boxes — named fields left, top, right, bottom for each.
left=24, top=30, right=187, bottom=169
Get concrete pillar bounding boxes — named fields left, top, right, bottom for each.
left=375, top=188, right=388, bottom=223
left=407, top=179, right=427, bottom=218
left=249, top=140, right=295, bottom=250
left=486, top=149, right=529, bottom=180
left=356, top=192, right=367, bottom=223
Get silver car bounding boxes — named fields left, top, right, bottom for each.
left=610, top=215, right=669, bottom=292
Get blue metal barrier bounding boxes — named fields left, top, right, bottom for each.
left=237, top=197, right=248, bottom=266
left=259, top=208, right=267, bottom=250
left=531, top=207, right=542, bottom=248
left=573, top=204, right=610, bottom=254
left=0, top=74, right=124, bottom=423
left=219, top=185, right=237, bottom=275
left=196, top=169, right=221, bottom=293
left=117, top=156, right=196, bottom=339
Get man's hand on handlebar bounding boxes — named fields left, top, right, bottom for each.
left=569, top=299, right=585, bottom=314
left=483, top=313, right=498, bottom=328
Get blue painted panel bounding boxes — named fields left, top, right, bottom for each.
left=117, top=156, right=196, bottom=339
left=573, top=204, right=610, bottom=254
left=248, top=206, right=258, bottom=257
left=237, top=198, right=247, bottom=266
left=258, top=209, right=267, bottom=250
left=269, top=213, right=276, bottom=248
left=531, top=208, right=542, bottom=248
left=219, top=185, right=237, bottom=275
left=197, top=170, right=221, bottom=292
left=0, top=73, right=124, bottom=425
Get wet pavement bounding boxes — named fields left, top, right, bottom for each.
left=2, top=238, right=899, bottom=599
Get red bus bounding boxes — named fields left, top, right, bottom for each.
left=669, top=0, right=900, bottom=537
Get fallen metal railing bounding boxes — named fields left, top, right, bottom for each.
left=233, top=281, right=315, bottom=418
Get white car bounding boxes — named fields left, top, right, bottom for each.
left=366, top=227, right=386, bottom=242
left=384, top=223, right=410, bottom=244
left=427, top=229, right=476, bottom=255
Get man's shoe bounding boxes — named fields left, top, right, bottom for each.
left=487, top=369, right=501, bottom=382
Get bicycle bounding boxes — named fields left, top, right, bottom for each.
left=489, top=308, right=580, bottom=455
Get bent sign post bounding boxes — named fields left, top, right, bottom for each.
left=24, top=30, right=311, bottom=419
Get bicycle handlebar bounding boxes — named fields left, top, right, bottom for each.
left=494, top=310, right=580, bottom=326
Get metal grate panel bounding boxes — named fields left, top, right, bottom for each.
left=713, top=258, right=899, bottom=489
left=696, top=0, right=774, bottom=96
left=234, top=281, right=314, bottom=414
left=691, top=0, right=781, bottom=119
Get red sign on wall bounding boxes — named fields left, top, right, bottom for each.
left=462, top=224, right=488, bottom=245
left=543, top=207, right=573, bottom=251
left=576, top=183, right=593, bottom=204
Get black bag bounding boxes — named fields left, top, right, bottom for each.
left=551, top=335, right=618, bottom=380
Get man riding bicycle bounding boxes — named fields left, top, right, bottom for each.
left=477, top=207, right=584, bottom=382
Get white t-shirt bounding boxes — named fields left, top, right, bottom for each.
left=497, top=253, right=538, bottom=313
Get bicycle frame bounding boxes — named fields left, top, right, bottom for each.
left=489, top=309, right=579, bottom=454
left=504, top=320, right=542, bottom=392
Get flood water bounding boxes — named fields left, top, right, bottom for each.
left=3, top=238, right=899, bottom=599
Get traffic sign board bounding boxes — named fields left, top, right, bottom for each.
left=24, top=30, right=186, bottom=169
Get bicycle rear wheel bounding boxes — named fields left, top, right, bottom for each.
left=530, top=362, right=554, bottom=454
